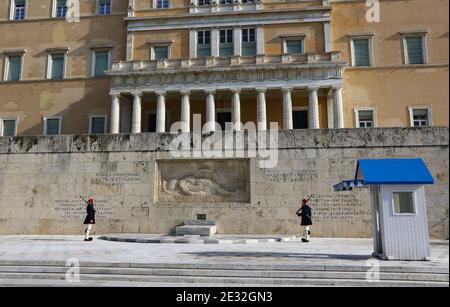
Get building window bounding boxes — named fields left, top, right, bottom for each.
left=403, top=35, right=426, bottom=65
left=43, top=117, right=62, bottom=136
left=10, top=0, right=26, bottom=20
left=355, top=108, right=376, bottom=128
left=197, top=30, right=211, bottom=58
left=4, top=54, right=23, bottom=81
left=350, top=37, right=373, bottom=67
left=283, top=39, right=304, bottom=54
left=54, top=0, right=68, bottom=18
left=92, top=50, right=110, bottom=77
left=89, top=116, right=107, bottom=134
left=197, top=0, right=211, bottom=5
left=0, top=118, right=18, bottom=136
left=409, top=107, right=431, bottom=127
left=152, top=46, right=170, bottom=60
left=147, top=113, right=170, bottom=132
left=156, top=0, right=169, bottom=8
left=242, top=0, right=255, bottom=3
left=47, top=52, right=67, bottom=80
left=219, top=29, right=233, bottom=57
left=392, top=191, right=416, bottom=215
left=242, top=28, right=256, bottom=56
left=293, top=107, right=308, bottom=129
left=220, top=0, right=232, bottom=4
left=97, top=0, right=111, bottom=15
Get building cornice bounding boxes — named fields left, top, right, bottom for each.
left=126, top=7, right=331, bottom=32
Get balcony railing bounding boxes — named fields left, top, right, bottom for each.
left=109, top=52, right=343, bottom=75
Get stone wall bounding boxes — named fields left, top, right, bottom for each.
left=0, top=127, right=448, bottom=239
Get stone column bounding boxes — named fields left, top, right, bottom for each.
left=333, top=85, right=344, bottom=128
left=189, top=29, right=197, bottom=58
left=110, top=93, right=121, bottom=134
left=131, top=91, right=142, bottom=133
left=205, top=90, right=216, bottom=133
left=308, top=86, right=320, bottom=129
left=211, top=28, right=220, bottom=57
left=256, top=88, right=267, bottom=131
left=233, top=27, right=242, bottom=56
left=231, top=88, right=242, bottom=131
left=327, top=88, right=334, bottom=128
left=323, top=21, right=331, bottom=53
left=282, top=87, right=293, bottom=130
left=180, top=90, right=191, bottom=132
left=256, top=26, right=265, bottom=55
left=155, top=91, right=166, bottom=133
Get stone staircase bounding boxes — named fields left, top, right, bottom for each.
left=0, top=260, right=447, bottom=287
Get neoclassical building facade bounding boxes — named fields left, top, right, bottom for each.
left=0, top=0, right=448, bottom=136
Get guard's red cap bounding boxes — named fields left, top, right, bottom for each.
left=88, top=197, right=94, bottom=201
left=302, top=198, right=309, bottom=204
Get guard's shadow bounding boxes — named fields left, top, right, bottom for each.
left=184, top=252, right=372, bottom=261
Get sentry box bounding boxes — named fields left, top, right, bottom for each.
left=334, top=158, right=435, bottom=261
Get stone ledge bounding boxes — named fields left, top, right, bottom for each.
left=0, top=127, right=447, bottom=154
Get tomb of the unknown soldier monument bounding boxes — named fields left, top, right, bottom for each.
left=0, top=0, right=448, bottom=289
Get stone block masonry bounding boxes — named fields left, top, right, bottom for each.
left=0, top=127, right=448, bottom=239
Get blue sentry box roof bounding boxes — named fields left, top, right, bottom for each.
left=355, top=158, right=434, bottom=185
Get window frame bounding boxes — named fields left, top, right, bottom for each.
left=391, top=190, right=417, bottom=216
left=215, top=108, right=232, bottom=130
left=0, top=117, right=19, bottom=137
left=52, top=0, right=68, bottom=18
left=89, top=115, right=108, bottom=134
left=283, top=38, right=305, bottom=55
left=154, top=0, right=170, bottom=9
left=3, top=52, right=25, bottom=82
left=46, top=49, right=68, bottom=80
left=43, top=116, right=63, bottom=136
left=219, top=29, right=234, bottom=57
left=149, top=44, right=172, bottom=60
left=402, top=32, right=428, bottom=65
left=354, top=107, right=377, bottom=128
left=9, top=0, right=27, bottom=21
left=145, top=111, right=171, bottom=132
left=408, top=106, right=432, bottom=127
left=91, top=48, right=112, bottom=77
left=349, top=34, right=374, bottom=67
left=96, top=0, right=112, bottom=15
left=197, top=29, right=212, bottom=58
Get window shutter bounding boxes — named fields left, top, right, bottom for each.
left=8, top=56, right=21, bottom=81
left=91, top=117, right=106, bottom=134
left=46, top=119, right=60, bottom=135
left=51, top=54, right=65, bottom=79
left=2, top=120, right=16, bottom=136
left=153, top=47, right=169, bottom=60
left=353, top=39, right=370, bottom=66
left=95, top=52, right=109, bottom=76
left=286, top=40, right=303, bottom=54
left=406, top=37, right=424, bottom=64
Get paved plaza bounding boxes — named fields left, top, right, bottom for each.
left=0, top=235, right=447, bottom=268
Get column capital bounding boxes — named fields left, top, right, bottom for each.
left=180, top=90, right=191, bottom=96
left=110, top=92, right=121, bottom=98
left=205, top=89, right=216, bottom=95
left=155, top=91, right=167, bottom=97
left=307, top=86, right=320, bottom=92
left=131, top=90, right=143, bottom=97
left=256, top=88, right=267, bottom=93
left=230, top=88, right=242, bottom=94
left=332, top=85, right=343, bottom=91
left=281, top=87, right=293, bottom=93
